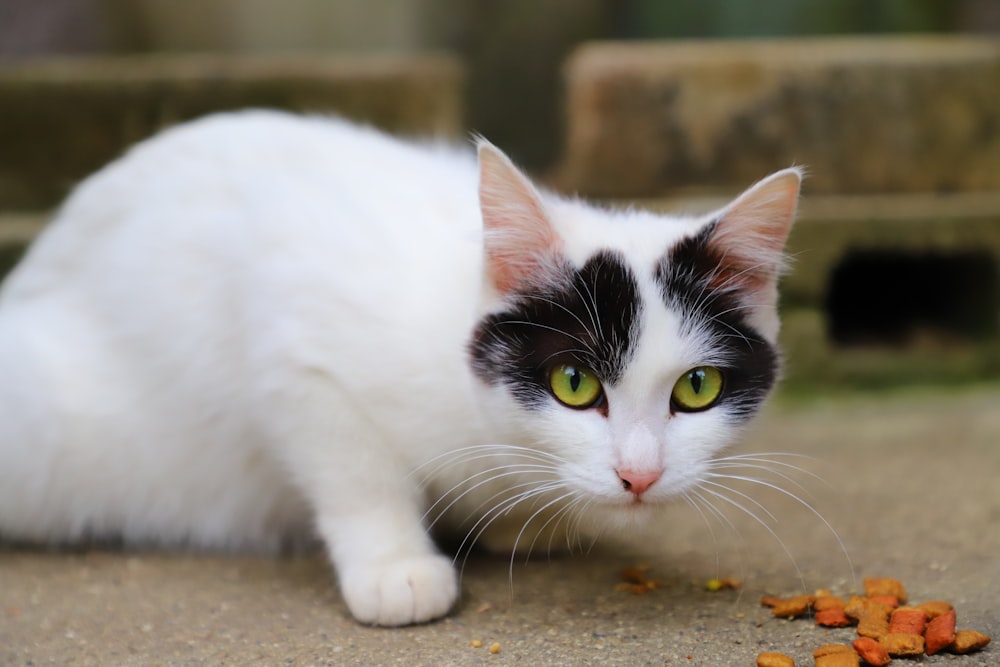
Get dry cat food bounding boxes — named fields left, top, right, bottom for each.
left=615, top=564, right=663, bottom=594
left=706, top=576, right=743, bottom=592
left=756, top=577, right=991, bottom=665
left=851, top=637, right=890, bottom=667
left=756, top=651, right=796, bottom=667
left=812, top=644, right=858, bottom=667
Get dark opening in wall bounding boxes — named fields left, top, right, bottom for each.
left=825, top=249, right=999, bottom=346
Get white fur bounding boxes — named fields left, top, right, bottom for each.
left=0, top=111, right=794, bottom=625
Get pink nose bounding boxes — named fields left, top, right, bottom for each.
left=617, top=469, right=663, bottom=496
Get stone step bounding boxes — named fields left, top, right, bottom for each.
left=560, top=36, right=1000, bottom=198
left=0, top=53, right=464, bottom=209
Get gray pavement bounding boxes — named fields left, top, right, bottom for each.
left=2, top=385, right=998, bottom=666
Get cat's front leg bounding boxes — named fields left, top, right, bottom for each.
left=270, top=382, right=458, bottom=626
left=318, top=509, right=458, bottom=626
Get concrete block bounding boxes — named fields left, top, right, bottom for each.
left=0, top=53, right=463, bottom=208
left=562, top=36, right=1000, bottom=198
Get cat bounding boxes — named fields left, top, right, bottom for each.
left=0, top=110, right=801, bottom=626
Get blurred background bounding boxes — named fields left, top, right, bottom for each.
left=3, top=0, right=999, bottom=170
left=0, top=0, right=998, bottom=392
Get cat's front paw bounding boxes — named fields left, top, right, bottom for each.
left=339, top=554, right=458, bottom=626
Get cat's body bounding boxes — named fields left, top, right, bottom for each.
left=0, top=110, right=801, bottom=625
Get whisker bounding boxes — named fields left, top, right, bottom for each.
left=686, top=491, right=750, bottom=598
left=710, top=453, right=838, bottom=492
left=508, top=490, right=582, bottom=587
left=706, top=463, right=815, bottom=499
left=521, top=294, right=593, bottom=338
left=699, top=479, right=780, bottom=523
left=454, top=478, right=559, bottom=530
left=492, top=319, right=590, bottom=348
left=693, top=482, right=808, bottom=592
left=704, top=472, right=855, bottom=586
left=454, top=483, right=566, bottom=581
left=423, top=465, right=558, bottom=530
left=411, top=444, right=565, bottom=489
left=681, top=491, right=723, bottom=579
left=578, top=272, right=605, bottom=340
left=413, top=443, right=568, bottom=475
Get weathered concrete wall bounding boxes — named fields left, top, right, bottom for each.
left=561, top=36, right=1000, bottom=197
left=0, top=53, right=463, bottom=209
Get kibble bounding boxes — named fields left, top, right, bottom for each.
left=755, top=651, right=795, bottom=667
left=925, top=609, right=957, bottom=655
left=851, top=637, right=890, bottom=667
left=951, top=629, right=991, bottom=654
left=880, top=631, right=924, bottom=657
left=813, top=644, right=859, bottom=667
left=755, top=576, right=992, bottom=663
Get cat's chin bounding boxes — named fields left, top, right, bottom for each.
left=590, top=497, right=663, bottom=528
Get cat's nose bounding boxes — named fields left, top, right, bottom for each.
left=617, top=469, right=663, bottom=497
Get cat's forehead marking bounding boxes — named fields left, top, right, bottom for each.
left=469, top=250, right=642, bottom=409
left=654, top=223, right=779, bottom=421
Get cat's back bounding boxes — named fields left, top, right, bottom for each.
left=2, top=110, right=482, bottom=301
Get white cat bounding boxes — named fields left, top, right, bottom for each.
left=0, top=110, right=800, bottom=626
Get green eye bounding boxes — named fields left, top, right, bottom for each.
left=548, top=364, right=603, bottom=409
left=671, top=366, right=724, bottom=412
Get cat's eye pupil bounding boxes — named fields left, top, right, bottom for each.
left=569, top=369, right=581, bottom=392
left=689, top=370, right=704, bottom=394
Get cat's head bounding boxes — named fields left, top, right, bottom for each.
left=468, top=140, right=801, bottom=517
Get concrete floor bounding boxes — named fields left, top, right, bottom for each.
left=2, top=385, right=998, bottom=666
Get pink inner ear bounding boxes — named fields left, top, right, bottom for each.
left=708, top=168, right=802, bottom=293
left=477, top=140, right=562, bottom=294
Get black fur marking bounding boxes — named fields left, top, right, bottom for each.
left=656, top=223, right=779, bottom=421
left=469, top=251, right=641, bottom=411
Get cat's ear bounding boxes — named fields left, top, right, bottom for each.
left=477, top=139, right=563, bottom=294
left=707, top=167, right=803, bottom=338
left=709, top=167, right=802, bottom=292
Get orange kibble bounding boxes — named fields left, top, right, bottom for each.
left=813, top=644, right=855, bottom=656
left=621, top=565, right=650, bottom=584
left=815, top=607, right=852, bottom=628
left=769, top=595, right=815, bottom=619
left=880, top=632, right=925, bottom=657
left=755, top=651, right=795, bottom=667
left=718, top=576, right=742, bottom=590
left=843, top=595, right=868, bottom=621
left=888, top=606, right=927, bottom=636
left=917, top=600, right=953, bottom=619
left=813, top=644, right=859, bottom=667
left=852, top=637, right=890, bottom=667
left=925, top=609, right=956, bottom=655
left=813, top=595, right=846, bottom=612
left=867, top=595, right=900, bottom=609
left=856, top=602, right=893, bottom=640
left=950, top=629, right=991, bottom=654
left=489, top=642, right=501, bottom=654
left=617, top=564, right=662, bottom=594
left=863, top=578, right=907, bottom=604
